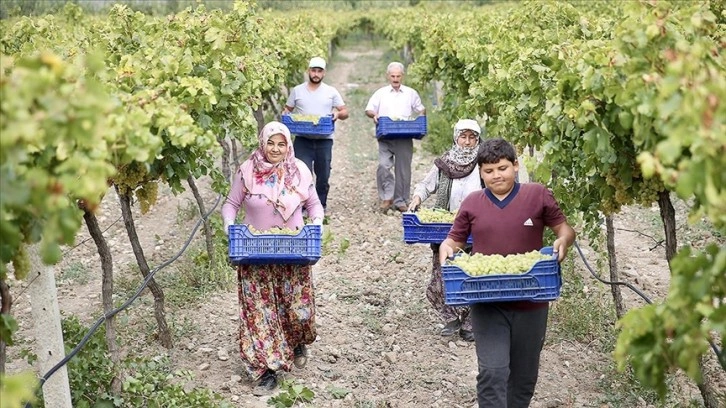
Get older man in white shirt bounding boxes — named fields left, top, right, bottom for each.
left=365, top=61, right=426, bottom=213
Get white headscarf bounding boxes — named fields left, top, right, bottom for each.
left=434, top=119, right=482, bottom=179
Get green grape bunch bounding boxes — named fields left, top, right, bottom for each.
left=10, top=243, right=31, bottom=281
left=247, top=226, right=300, bottom=235
left=416, top=208, right=457, bottom=223
left=448, top=250, right=551, bottom=277
left=289, top=114, right=322, bottom=125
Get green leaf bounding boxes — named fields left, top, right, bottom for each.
left=0, top=372, right=38, bottom=407
left=531, top=64, right=549, bottom=73
left=656, top=139, right=682, bottom=165
left=41, top=241, right=62, bottom=265
left=658, top=93, right=682, bottom=119
left=0, top=314, right=19, bottom=346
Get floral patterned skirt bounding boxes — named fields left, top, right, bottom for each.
left=237, top=263, right=317, bottom=379
left=428, top=244, right=471, bottom=330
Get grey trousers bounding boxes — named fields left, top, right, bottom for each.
left=376, top=138, right=413, bottom=207
left=470, top=303, right=549, bottom=408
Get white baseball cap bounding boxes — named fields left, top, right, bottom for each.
left=308, top=57, right=326, bottom=70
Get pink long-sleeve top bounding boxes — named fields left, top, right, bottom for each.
left=221, top=164, right=324, bottom=231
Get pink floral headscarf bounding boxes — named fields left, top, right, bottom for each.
left=239, top=121, right=312, bottom=220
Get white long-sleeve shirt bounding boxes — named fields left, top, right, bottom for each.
left=365, top=85, right=425, bottom=118
left=412, top=164, right=482, bottom=212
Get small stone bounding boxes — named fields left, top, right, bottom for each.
left=230, top=375, right=242, bottom=383
left=217, top=348, right=229, bottom=361
left=382, top=351, right=397, bottom=364
left=544, top=399, right=564, bottom=408
left=324, top=371, right=342, bottom=380
left=198, top=363, right=210, bottom=371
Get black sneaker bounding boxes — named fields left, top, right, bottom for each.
left=293, top=344, right=308, bottom=368
left=440, top=318, right=461, bottom=336
left=252, top=369, right=277, bottom=395
left=459, top=329, right=475, bottom=342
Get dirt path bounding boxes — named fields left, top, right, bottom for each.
left=204, top=43, right=606, bottom=408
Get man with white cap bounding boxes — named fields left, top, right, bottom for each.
left=283, top=56, right=349, bottom=212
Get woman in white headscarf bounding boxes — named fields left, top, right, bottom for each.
left=222, top=121, right=324, bottom=394
left=408, top=119, right=483, bottom=342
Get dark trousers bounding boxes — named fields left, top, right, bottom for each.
left=470, top=303, right=549, bottom=408
left=293, top=137, right=333, bottom=209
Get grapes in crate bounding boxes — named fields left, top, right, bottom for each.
left=416, top=208, right=457, bottom=223
left=289, top=114, right=322, bottom=125
left=448, top=250, right=551, bottom=277
left=247, top=226, right=300, bottom=235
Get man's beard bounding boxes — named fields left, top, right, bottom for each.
left=308, top=75, right=322, bottom=84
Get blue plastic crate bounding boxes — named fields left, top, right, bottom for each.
left=281, top=114, right=334, bottom=138
left=228, top=224, right=321, bottom=265
left=442, top=247, right=561, bottom=306
left=376, top=116, right=427, bottom=139
left=402, top=212, right=472, bottom=244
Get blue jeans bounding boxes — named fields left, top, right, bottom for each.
left=293, top=137, right=333, bottom=209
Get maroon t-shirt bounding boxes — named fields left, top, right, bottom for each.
left=447, top=183, right=567, bottom=309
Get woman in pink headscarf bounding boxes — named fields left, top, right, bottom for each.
left=221, top=121, right=324, bottom=394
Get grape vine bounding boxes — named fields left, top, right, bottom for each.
left=369, top=0, right=725, bottom=398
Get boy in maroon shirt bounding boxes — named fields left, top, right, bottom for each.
left=439, top=138, right=576, bottom=408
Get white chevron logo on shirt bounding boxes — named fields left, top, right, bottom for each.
left=523, top=218, right=534, bottom=226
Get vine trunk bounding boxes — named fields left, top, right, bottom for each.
left=116, top=187, right=173, bottom=349
left=187, top=176, right=215, bottom=269
left=606, top=215, right=625, bottom=318
left=81, top=205, right=122, bottom=394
